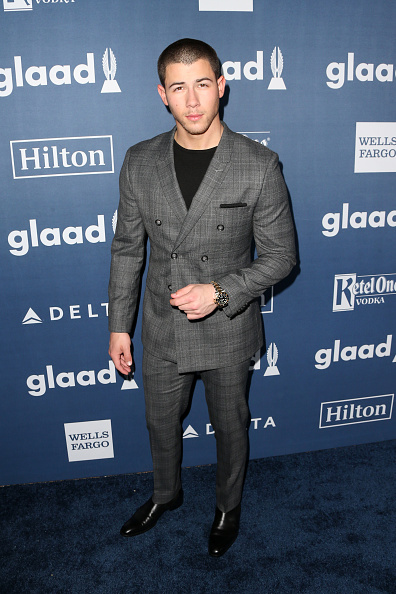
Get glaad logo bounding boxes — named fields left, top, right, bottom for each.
left=101, top=48, right=121, bottom=93
left=238, top=131, right=271, bottom=147
left=26, top=360, right=138, bottom=396
left=222, top=47, right=286, bottom=89
left=0, top=50, right=120, bottom=97
left=199, top=0, right=253, bottom=11
left=314, top=335, right=395, bottom=370
left=326, top=53, right=396, bottom=89
left=333, top=273, right=396, bottom=312
left=354, top=122, right=396, bottom=173
left=3, top=0, right=32, bottom=11
left=8, top=215, right=106, bottom=256
left=64, top=419, right=114, bottom=462
left=264, top=342, right=280, bottom=376
left=319, top=394, right=394, bottom=429
left=22, top=302, right=108, bottom=325
left=268, top=47, right=286, bottom=90
left=322, top=203, right=396, bottom=237
left=10, top=136, right=114, bottom=179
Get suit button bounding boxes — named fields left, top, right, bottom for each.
left=168, top=284, right=172, bottom=291
left=201, top=255, right=208, bottom=262
left=155, top=219, right=162, bottom=226
left=217, top=224, right=224, bottom=231
left=171, top=252, right=178, bottom=259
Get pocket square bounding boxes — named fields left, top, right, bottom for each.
left=219, top=202, right=247, bottom=208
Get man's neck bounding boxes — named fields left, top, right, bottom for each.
left=174, top=120, right=223, bottom=150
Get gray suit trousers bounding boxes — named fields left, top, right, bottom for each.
left=142, top=350, right=251, bottom=513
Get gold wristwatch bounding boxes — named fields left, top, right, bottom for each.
left=210, top=281, right=229, bottom=308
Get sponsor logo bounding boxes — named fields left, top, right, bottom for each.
left=315, top=334, right=395, bottom=370
left=322, top=203, right=396, bottom=237
left=199, top=0, right=253, bottom=11
left=185, top=417, right=276, bottom=440
left=319, top=394, right=394, bottom=429
left=326, top=53, right=396, bottom=89
left=8, top=215, right=106, bottom=256
left=238, top=131, right=271, bottom=147
left=260, top=286, right=273, bottom=314
left=64, top=419, right=114, bottom=462
left=0, top=50, right=120, bottom=97
left=10, top=136, right=114, bottom=179
left=333, top=273, right=396, bottom=311
left=26, top=360, right=138, bottom=396
left=3, top=0, right=76, bottom=12
left=3, top=0, right=32, bottom=11
left=183, top=425, right=199, bottom=439
left=222, top=47, right=286, bottom=89
left=354, top=122, right=396, bottom=173
left=22, top=303, right=108, bottom=324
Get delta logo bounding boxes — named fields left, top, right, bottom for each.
left=26, top=360, right=138, bottom=396
left=0, top=48, right=120, bottom=97
left=22, top=302, right=108, bottom=325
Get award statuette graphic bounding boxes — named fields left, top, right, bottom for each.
left=264, top=342, right=280, bottom=376
left=268, top=47, right=286, bottom=90
left=101, top=48, right=121, bottom=93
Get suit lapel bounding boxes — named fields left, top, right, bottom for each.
left=173, top=123, right=235, bottom=249
left=156, top=128, right=188, bottom=226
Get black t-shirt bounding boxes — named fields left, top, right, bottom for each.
left=173, top=140, right=217, bottom=210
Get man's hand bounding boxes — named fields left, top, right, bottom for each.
left=109, top=332, right=133, bottom=375
left=170, top=284, right=217, bottom=320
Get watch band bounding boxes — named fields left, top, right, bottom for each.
left=210, top=280, right=229, bottom=308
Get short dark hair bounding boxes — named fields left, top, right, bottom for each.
left=157, top=38, right=221, bottom=86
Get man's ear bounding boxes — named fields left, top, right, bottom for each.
left=217, top=75, right=226, bottom=99
left=157, top=84, right=168, bottom=106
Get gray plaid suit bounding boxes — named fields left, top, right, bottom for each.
left=108, top=123, right=296, bottom=510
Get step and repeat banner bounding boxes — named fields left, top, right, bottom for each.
left=1, top=0, right=395, bottom=485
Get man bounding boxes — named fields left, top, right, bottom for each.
left=108, top=38, right=296, bottom=557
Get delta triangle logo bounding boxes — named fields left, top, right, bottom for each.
left=183, top=425, right=199, bottom=439
left=22, top=308, right=42, bottom=325
left=3, top=0, right=32, bottom=12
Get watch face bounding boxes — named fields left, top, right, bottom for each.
left=217, top=292, right=228, bottom=307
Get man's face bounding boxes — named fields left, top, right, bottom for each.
left=158, top=59, right=225, bottom=139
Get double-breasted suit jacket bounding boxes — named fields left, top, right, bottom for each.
left=108, top=123, right=296, bottom=373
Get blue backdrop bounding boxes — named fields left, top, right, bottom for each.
left=1, top=0, right=395, bottom=485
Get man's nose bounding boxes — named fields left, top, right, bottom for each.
left=186, top=87, right=199, bottom=107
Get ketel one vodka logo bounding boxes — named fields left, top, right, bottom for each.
left=3, top=0, right=32, bottom=11
left=268, top=47, right=286, bottom=90
left=101, top=48, right=121, bottom=93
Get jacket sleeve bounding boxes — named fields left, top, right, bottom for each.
left=108, top=148, right=147, bottom=333
left=218, top=152, right=296, bottom=318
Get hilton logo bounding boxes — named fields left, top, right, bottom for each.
left=319, top=394, right=394, bottom=428
left=10, top=136, right=114, bottom=179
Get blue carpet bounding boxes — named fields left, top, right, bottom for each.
left=1, top=440, right=395, bottom=593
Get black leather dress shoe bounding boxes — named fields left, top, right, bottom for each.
left=208, top=503, right=241, bottom=557
left=120, top=489, right=183, bottom=537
